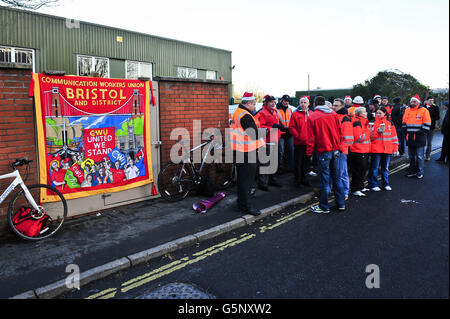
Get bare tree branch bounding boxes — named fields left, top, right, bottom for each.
left=1, top=0, right=59, bottom=10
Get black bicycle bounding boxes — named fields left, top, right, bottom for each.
left=157, top=136, right=235, bottom=202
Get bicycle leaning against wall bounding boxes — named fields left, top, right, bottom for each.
left=1, top=158, right=67, bottom=240
left=157, top=135, right=235, bottom=202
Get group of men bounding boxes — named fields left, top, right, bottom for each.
left=230, top=91, right=448, bottom=216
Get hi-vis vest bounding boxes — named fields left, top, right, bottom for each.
left=230, top=108, right=266, bottom=152
left=276, top=108, right=293, bottom=129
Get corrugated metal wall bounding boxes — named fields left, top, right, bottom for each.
left=0, top=7, right=232, bottom=81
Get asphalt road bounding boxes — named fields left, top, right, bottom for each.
left=60, top=149, right=449, bottom=300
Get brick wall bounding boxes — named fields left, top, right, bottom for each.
left=0, top=74, right=230, bottom=230
left=158, top=79, right=230, bottom=164
left=0, top=66, right=38, bottom=222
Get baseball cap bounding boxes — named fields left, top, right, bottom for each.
left=263, top=95, right=276, bottom=102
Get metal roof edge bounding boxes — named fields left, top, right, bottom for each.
left=0, top=6, right=232, bottom=54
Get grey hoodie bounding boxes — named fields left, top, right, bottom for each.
left=315, top=105, right=332, bottom=114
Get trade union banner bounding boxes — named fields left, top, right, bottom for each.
left=30, top=73, right=156, bottom=202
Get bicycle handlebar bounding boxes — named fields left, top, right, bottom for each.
left=11, top=158, right=33, bottom=169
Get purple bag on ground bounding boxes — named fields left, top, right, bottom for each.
left=192, top=192, right=226, bottom=214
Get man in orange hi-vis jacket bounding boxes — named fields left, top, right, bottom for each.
left=402, top=94, right=431, bottom=179
left=230, top=92, right=266, bottom=216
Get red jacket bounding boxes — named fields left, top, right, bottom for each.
left=350, top=115, right=371, bottom=153
left=306, top=106, right=342, bottom=156
left=256, top=105, right=282, bottom=142
left=289, top=109, right=312, bottom=146
left=370, top=117, right=398, bottom=154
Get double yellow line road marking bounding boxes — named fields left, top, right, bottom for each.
left=86, top=152, right=437, bottom=299
left=87, top=234, right=257, bottom=299
left=88, top=202, right=317, bottom=299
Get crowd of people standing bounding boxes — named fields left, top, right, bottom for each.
left=230, top=91, right=448, bottom=216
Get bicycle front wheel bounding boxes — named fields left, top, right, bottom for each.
left=7, top=184, right=67, bottom=241
left=157, top=161, right=194, bottom=202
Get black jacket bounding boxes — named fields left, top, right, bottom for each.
left=238, top=104, right=258, bottom=140
left=365, top=105, right=377, bottom=123
left=425, top=104, right=440, bottom=130
left=391, top=103, right=405, bottom=127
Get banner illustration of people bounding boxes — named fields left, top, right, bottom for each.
left=30, top=73, right=155, bottom=202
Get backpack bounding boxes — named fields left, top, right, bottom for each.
left=12, top=207, right=49, bottom=237
left=197, top=173, right=215, bottom=197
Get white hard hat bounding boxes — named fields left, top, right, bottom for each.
left=353, top=96, right=364, bottom=104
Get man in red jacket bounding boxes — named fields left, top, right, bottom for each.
left=256, top=94, right=285, bottom=190
left=306, top=96, right=345, bottom=213
left=332, top=98, right=353, bottom=199
left=289, top=95, right=313, bottom=187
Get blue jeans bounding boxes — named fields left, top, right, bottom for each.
left=278, top=134, right=295, bottom=170
left=368, top=154, right=391, bottom=188
left=339, top=153, right=350, bottom=196
left=318, top=151, right=346, bottom=210
left=330, top=152, right=349, bottom=196
left=407, top=146, right=425, bottom=175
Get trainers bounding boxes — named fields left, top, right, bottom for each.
left=384, top=186, right=392, bottom=191
left=361, top=188, right=370, bottom=192
left=307, top=171, right=317, bottom=177
left=352, top=191, right=366, bottom=197
left=406, top=172, right=417, bottom=177
left=416, top=174, right=424, bottom=179
left=337, top=206, right=345, bottom=212
left=371, top=187, right=381, bottom=192
left=311, top=205, right=330, bottom=214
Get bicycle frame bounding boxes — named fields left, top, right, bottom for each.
left=0, top=170, right=40, bottom=210
left=178, top=139, right=218, bottom=182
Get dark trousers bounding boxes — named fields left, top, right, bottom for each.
left=426, top=129, right=435, bottom=157
left=258, top=144, right=279, bottom=187
left=395, top=125, right=406, bottom=155
left=349, top=152, right=369, bottom=192
left=438, top=133, right=449, bottom=161
left=278, top=134, right=295, bottom=171
left=236, top=160, right=257, bottom=210
left=293, top=145, right=309, bottom=185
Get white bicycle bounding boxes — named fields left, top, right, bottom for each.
left=1, top=158, right=67, bottom=240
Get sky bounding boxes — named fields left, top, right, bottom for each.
left=34, top=0, right=449, bottom=97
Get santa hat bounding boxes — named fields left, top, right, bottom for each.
left=241, top=92, right=256, bottom=102
left=344, top=95, right=352, bottom=101
left=373, top=94, right=381, bottom=99
left=300, top=95, right=309, bottom=102
left=410, top=94, right=421, bottom=104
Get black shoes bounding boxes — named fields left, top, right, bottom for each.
left=301, top=180, right=311, bottom=187
left=244, top=208, right=261, bottom=216
left=269, top=180, right=282, bottom=187
left=238, top=205, right=261, bottom=216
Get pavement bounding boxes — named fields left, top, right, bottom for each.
left=0, top=133, right=443, bottom=299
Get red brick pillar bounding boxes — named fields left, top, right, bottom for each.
left=0, top=66, right=38, bottom=225
left=156, top=78, right=230, bottom=164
